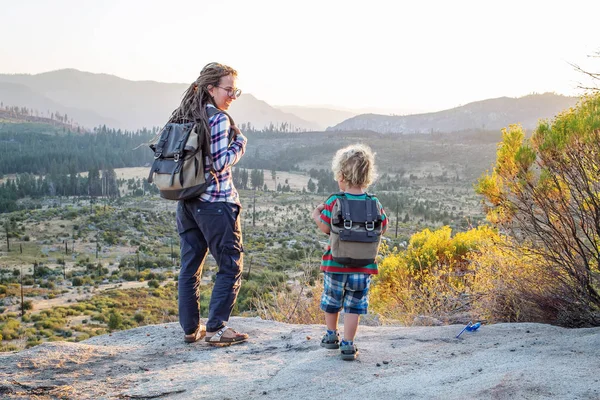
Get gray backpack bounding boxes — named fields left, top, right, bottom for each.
left=329, top=193, right=383, bottom=266
left=147, top=108, right=234, bottom=200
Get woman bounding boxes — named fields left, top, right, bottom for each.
left=171, top=62, right=248, bottom=344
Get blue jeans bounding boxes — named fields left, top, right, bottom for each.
left=176, top=199, right=244, bottom=334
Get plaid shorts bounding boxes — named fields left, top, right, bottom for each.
left=320, top=272, right=371, bottom=315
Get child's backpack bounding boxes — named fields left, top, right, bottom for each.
left=329, top=193, right=384, bottom=266
left=147, top=108, right=234, bottom=200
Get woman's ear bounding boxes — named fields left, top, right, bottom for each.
left=207, top=85, right=215, bottom=98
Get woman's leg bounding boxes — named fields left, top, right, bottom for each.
left=194, top=202, right=244, bottom=332
left=177, top=200, right=209, bottom=335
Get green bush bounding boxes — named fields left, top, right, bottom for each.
left=1, top=319, right=21, bottom=340
left=108, top=312, right=123, bottom=330
left=92, top=313, right=107, bottom=323
left=122, top=270, right=138, bottom=281
left=72, top=277, right=84, bottom=286
left=148, top=279, right=160, bottom=289
left=75, top=333, right=90, bottom=342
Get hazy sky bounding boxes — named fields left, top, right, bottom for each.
left=1, top=0, right=599, bottom=113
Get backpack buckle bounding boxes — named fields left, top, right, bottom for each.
left=344, top=219, right=353, bottom=229
left=174, top=153, right=180, bottom=162
left=365, top=221, right=375, bottom=231
left=154, top=152, right=162, bottom=160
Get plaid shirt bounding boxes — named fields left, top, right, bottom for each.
left=199, top=104, right=247, bottom=205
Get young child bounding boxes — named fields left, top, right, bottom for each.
left=311, top=143, right=387, bottom=360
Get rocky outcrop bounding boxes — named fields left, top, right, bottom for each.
left=0, top=317, right=598, bottom=399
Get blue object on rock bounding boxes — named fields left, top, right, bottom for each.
left=465, top=322, right=481, bottom=332
left=456, top=321, right=482, bottom=338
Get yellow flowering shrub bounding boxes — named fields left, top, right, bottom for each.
left=371, top=226, right=498, bottom=325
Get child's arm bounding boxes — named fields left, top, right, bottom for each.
left=312, top=204, right=331, bottom=234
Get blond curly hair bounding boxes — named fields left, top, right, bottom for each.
left=331, top=143, right=377, bottom=188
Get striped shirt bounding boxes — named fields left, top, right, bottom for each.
left=199, top=104, right=247, bottom=205
left=320, top=193, right=388, bottom=274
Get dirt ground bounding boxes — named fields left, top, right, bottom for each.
left=30, top=281, right=150, bottom=312
left=2, top=280, right=151, bottom=315
left=112, top=167, right=312, bottom=191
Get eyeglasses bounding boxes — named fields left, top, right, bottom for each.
left=216, top=86, right=242, bottom=98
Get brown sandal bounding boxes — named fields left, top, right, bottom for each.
left=205, top=326, right=248, bottom=345
left=184, top=324, right=206, bottom=343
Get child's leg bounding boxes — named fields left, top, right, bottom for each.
left=342, top=313, right=359, bottom=342
left=320, top=273, right=344, bottom=349
left=325, top=311, right=339, bottom=331
left=341, top=273, right=371, bottom=342
left=320, top=272, right=344, bottom=323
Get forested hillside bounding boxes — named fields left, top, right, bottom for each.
left=0, top=122, right=156, bottom=212
left=0, top=124, right=154, bottom=175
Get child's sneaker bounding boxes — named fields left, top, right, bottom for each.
left=340, top=340, right=358, bottom=360
left=320, top=330, right=340, bottom=349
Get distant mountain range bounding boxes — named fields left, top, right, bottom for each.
left=0, top=69, right=324, bottom=131
left=0, top=69, right=580, bottom=133
left=328, top=93, right=579, bottom=134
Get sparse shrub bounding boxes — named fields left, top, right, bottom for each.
left=92, top=313, right=107, bottom=323
left=121, top=270, right=138, bottom=281
left=1, top=319, right=21, bottom=340
left=108, top=312, right=123, bottom=330
left=75, top=333, right=90, bottom=342
left=72, top=277, right=84, bottom=286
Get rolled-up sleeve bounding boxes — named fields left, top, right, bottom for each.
left=210, top=113, right=247, bottom=172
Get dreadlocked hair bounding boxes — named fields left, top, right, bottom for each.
left=167, top=62, right=238, bottom=157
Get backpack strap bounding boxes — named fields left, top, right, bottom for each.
left=192, top=106, right=236, bottom=192
left=148, top=124, right=174, bottom=184
left=339, top=195, right=353, bottom=229
left=206, top=107, right=236, bottom=143
left=325, top=192, right=345, bottom=203
left=153, top=125, right=172, bottom=160
left=326, top=192, right=344, bottom=225
left=173, top=124, right=193, bottom=162
left=206, top=106, right=221, bottom=119
left=365, top=197, right=376, bottom=236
